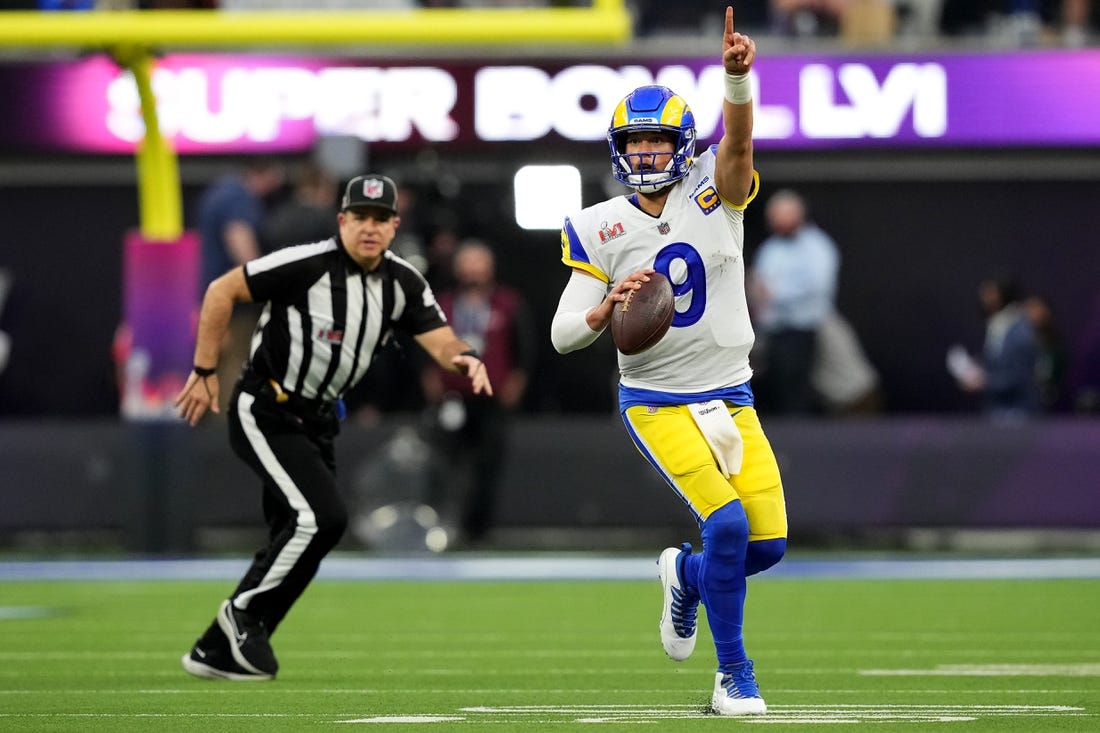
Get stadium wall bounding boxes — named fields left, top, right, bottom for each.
left=1, top=416, right=1097, bottom=553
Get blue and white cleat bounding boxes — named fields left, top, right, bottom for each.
left=657, top=542, right=699, bottom=661
left=712, top=659, right=767, bottom=715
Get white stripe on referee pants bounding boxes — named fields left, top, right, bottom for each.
left=232, top=391, right=319, bottom=611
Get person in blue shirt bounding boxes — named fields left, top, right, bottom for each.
left=195, top=157, right=285, bottom=404
left=749, top=189, right=839, bottom=415
left=951, top=275, right=1040, bottom=421
left=198, top=158, right=285, bottom=294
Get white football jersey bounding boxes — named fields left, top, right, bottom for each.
left=561, top=146, right=759, bottom=393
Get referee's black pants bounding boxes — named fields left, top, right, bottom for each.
left=222, top=381, right=348, bottom=635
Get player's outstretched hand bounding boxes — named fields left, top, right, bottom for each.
left=174, top=371, right=220, bottom=426
left=723, top=6, right=755, bottom=76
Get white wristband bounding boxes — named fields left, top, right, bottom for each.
left=724, top=73, right=751, bottom=105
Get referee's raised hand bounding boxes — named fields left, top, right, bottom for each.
left=174, top=369, right=221, bottom=426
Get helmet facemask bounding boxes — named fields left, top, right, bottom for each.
left=607, top=86, right=697, bottom=194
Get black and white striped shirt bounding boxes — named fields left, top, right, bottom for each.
left=242, top=238, right=447, bottom=403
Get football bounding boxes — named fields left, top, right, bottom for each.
left=610, top=272, right=675, bottom=355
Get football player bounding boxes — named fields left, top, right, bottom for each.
left=550, top=6, right=787, bottom=716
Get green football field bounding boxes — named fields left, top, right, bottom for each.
left=1, top=569, right=1098, bottom=732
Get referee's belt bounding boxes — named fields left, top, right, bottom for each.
left=244, top=372, right=337, bottom=418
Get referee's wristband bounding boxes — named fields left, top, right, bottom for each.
left=459, top=349, right=482, bottom=361
left=193, top=365, right=217, bottom=377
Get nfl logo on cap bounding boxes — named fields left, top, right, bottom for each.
left=363, top=178, right=385, bottom=199
left=342, top=174, right=398, bottom=214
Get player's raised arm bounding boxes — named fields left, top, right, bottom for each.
left=714, top=5, right=756, bottom=206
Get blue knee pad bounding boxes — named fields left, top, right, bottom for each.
left=745, top=538, right=786, bottom=577
left=698, top=501, right=750, bottom=667
left=700, top=501, right=750, bottom=585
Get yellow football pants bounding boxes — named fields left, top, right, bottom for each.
left=623, top=403, right=787, bottom=541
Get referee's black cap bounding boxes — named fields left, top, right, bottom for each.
left=341, top=174, right=399, bottom=214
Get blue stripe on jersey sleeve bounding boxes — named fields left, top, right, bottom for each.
left=561, top=217, right=609, bottom=282
left=561, top=217, right=591, bottom=266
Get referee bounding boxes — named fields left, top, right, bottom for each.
left=174, top=173, right=492, bottom=681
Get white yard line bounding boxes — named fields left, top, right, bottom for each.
left=1, top=704, right=1092, bottom=725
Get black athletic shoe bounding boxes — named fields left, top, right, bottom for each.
left=216, top=599, right=279, bottom=677
left=181, top=631, right=274, bottom=681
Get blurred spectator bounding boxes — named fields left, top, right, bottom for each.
left=1025, top=294, right=1069, bottom=412
left=424, top=222, right=463, bottom=293
left=939, top=0, right=990, bottom=35
left=1069, top=292, right=1100, bottom=414
left=136, top=1, right=219, bottom=7
left=37, top=1, right=94, bottom=9
left=41, top=1, right=217, bottom=8
left=811, top=311, right=883, bottom=415
left=389, top=183, right=430, bottom=275
left=749, top=189, right=840, bottom=415
left=769, top=0, right=851, bottom=37
left=998, top=0, right=1096, bottom=46
left=631, top=0, right=767, bottom=36
left=265, top=161, right=338, bottom=250
left=1058, top=0, right=1094, bottom=45
left=197, top=156, right=284, bottom=292
left=1003, top=0, right=1045, bottom=44
left=894, top=0, right=945, bottom=39
left=220, top=1, right=411, bottom=8
left=420, top=239, right=537, bottom=547
left=838, top=0, right=897, bottom=44
left=947, top=274, right=1040, bottom=421
left=195, top=156, right=285, bottom=407
left=940, top=0, right=1096, bottom=44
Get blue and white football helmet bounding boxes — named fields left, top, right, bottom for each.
left=607, top=85, right=697, bottom=194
